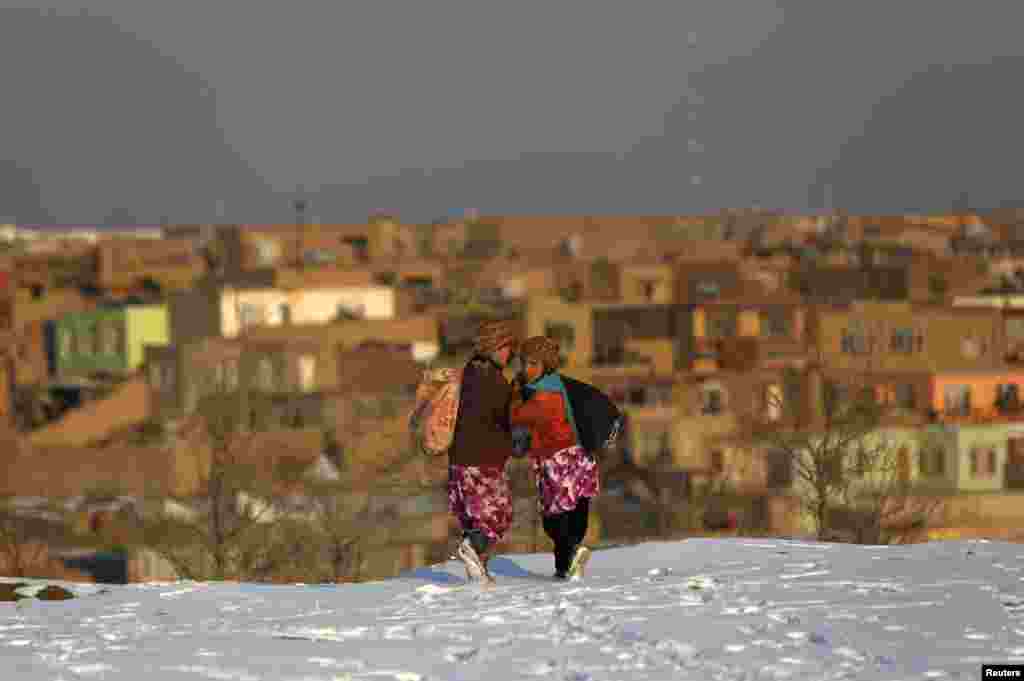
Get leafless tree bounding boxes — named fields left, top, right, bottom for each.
left=137, top=397, right=295, bottom=581
left=0, top=498, right=77, bottom=578
left=729, top=361, right=940, bottom=542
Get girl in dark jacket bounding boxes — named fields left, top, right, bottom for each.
left=446, top=320, right=521, bottom=585
left=511, top=336, right=600, bottom=580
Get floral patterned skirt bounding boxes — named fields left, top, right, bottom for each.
left=531, top=445, right=600, bottom=517
left=447, top=464, right=514, bottom=543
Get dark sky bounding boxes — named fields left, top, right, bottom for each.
left=2, top=1, right=1023, bottom=225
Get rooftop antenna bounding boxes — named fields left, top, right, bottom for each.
left=293, top=186, right=308, bottom=271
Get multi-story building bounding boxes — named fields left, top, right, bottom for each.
left=96, top=238, right=204, bottom=295
left=147, top=314, right=439, bottom=423
left=50, top=303, right=169, bottom=379
left=808, top=301, right=1004, bottom=373
left=167, top=275, right=403, bottom=346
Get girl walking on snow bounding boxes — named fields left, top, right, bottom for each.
left=511, top=336, right=600, bottom=580
left=446, top=320, right=521, bottom=584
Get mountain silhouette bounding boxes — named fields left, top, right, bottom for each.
left=0, top=7, right=273, bottom=224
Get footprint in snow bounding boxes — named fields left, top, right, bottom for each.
left=526, top=659, right=559, bottom=676
left=443, top=645, right=479, bottom=663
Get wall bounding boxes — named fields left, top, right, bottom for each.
left=526, top=296, right=594, bottom=369
left=953, top=423, right=1009, bottom=492
left=623, top=338, right=675, bottom=375
left=619, top=263, right=674, bottom=305
left=54, top=308, right=128, bottom=377
left=932, top=372, right=1024, bottom=416
left=814, top=301, right=1003, bottom=373
left=220, top=286, right=396, bottom=337
left=28, top=377, right=152, bottom=448
left=124, top=305, right=170, bottom=370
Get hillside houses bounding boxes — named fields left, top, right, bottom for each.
left=8, top=209, right=1024, bottom=576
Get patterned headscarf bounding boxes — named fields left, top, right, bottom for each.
left=474, top=319, right=520, bottom=355
left=520, top=336, right=561, bottom=373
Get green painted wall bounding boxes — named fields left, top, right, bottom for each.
left=55, top=308, right=129, bottom=377
left=125, top=305, right=170, bottom=369
left=55, top=304, right=169, bottom=378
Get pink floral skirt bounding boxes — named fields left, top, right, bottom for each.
left=447, top=464, right=514, bottom=543
left=531, top=445, right=600, bottom=516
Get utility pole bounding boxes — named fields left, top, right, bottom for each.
left=293, top=186, right=307, bottom=271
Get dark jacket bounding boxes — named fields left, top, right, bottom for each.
left=448, top=355, right=516, bottom=469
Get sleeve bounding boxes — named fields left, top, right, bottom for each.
left=511, top=391, right=564, bottom=429
left=492, top=368, right=514, bottom=435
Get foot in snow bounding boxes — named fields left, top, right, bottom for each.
left=567, top=546, right=591, bottom=580
left=456, top=539, right=493, bottom=585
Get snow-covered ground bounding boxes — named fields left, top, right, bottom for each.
left=3, top=538, right=1024, bottom=680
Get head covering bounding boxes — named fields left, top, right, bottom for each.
left=520, top=336, right=561, bottom=373
left=474, top=319, right=520, bottom=355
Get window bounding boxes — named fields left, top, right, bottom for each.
left=822, top=381, right=849, bottom=415
left=705, top=310, right=737, bottom=338
left=763, top=309, right=790, bottom=337
left=648, top=385, right=673, bottom=407
left=336, top=303, right=365, bottom=321
left=710, top=450, right=724, bottom=475
left=890, top=327, right=915, bottom=354
left=60, top=329, right=73, bottom=358
left=895, top=383, right=916, bottom=410
left=100, top=321, right=119, bottom=355
left=162, top=365, right=176, bottom=391
left=970, top=447, right=997, bottom=478
left=254, top=239, right=281, bottom=265
left=997, top=383, right=1020, bottom=412
left=767, top=449, right=793, bottom=488
left=637, top=279, right=659, bottom=302
left=149, top=364, right=163, bottom=390
left=256, top=357, right=275, bottom=391
left=920, top=445, right=946, bottom=476
left=700, top=385, right=725, bottom=415
left=544, top=322, right=576, bottom=352
left=223, top=360, right=238, bottom=391
left=238, top=303, right=265, bottom=329
left=696, top=280, right=720, bottom=298
left=853, top=445, right=871, bottom=476
left=82, top=324, right=99, bottom=356
left=298, top=355, right=317, bottom=392
left=212, top=363, right=225, bottom=390
left=944, top=385, right=972, bottom=416
left=961, top=336, right=984, bottom=359
left=840, top=326, right=868, bottom=354
left=764, top=383, right=783, bottom=421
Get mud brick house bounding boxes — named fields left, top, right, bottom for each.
left=807, top=301, right=1005, bottom=374
left=147, top=315, right=440, bottom=423
left=166, top=271, right=402, bottom=348
left=51, top=303, right=169, bottom=380
left=235, top=218, right=420, bottom=270
left=785, top=264, right=909, bottom=304
left=327, top=345, right=422, bottom=475
left=13, top=245, right=98, bottom=295
left=96, top=237, right=204, bottom=295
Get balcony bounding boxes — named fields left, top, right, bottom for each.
left=590, top=348, right=654, bottom=375
left=935, top=405, right=1024, bottom=425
